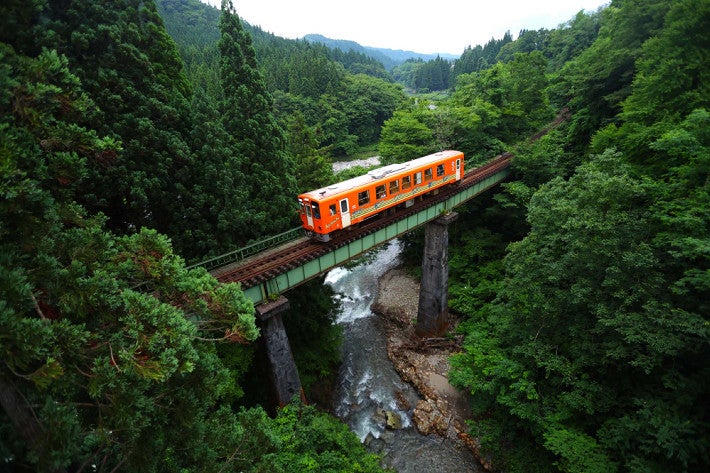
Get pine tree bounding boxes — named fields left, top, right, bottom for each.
left=218, top=0, right=296, bottom=238
left=39, top=0, right=197, bottom=240
left=179, top=88, right=251, bottom=258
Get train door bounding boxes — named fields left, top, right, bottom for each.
left=456, top=158, right=462, bottom=180
left=305, top=201, right=314, bottom=228
left=339, top=198, right=351, bottom=228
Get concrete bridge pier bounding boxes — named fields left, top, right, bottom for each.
left=416, top=211, right=458, bottom=337
left=256, top=296, right=306, bottom=406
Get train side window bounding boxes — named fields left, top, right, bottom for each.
left=389, top=179, right=399, bottom=194
left=340, top=199, right=348, bottom=213
left=436, top=164, right=445, bottom=176
left=424, top=168, right=433, bottom=181
left=402, top=175, right=411, bottom=190
left=311, top=202, right=321, bottom=219
left=376, top=184, right=386, bottom=199
left=358, top=190, right=370, bottom=206
left=414, top=172, right=422, bottom=185
left=329, top=204, right=337, bottom=215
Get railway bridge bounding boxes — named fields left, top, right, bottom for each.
left=194, top=153, right=512, bottom=404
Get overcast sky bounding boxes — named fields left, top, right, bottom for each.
left=200, top=0, right=608, bottom=55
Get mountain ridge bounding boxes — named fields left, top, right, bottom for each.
left=303, top=33, right=459, bottom=71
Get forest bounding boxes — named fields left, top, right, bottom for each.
left=0, top=0, right=708, bottom=472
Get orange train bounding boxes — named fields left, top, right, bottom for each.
left=298, top=150, right=464, bottom=241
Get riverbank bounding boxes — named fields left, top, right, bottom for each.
left=332, top=156, right=381, bottom=173
left=371, top=267, right=492, bottom=471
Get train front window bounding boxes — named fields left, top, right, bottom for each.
left=305, top=205, right=312, bottom=217
left=311, top=202, right=321, bottom=219
left=402, top=175, right=411, bottom=190
left=436, top=164, right=445, bottom=176
left=358, top=190, right=370, bottom=206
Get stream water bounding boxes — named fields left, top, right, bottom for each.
left=325, top=241, right=483, bottom=473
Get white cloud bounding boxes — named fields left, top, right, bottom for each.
left=201, top=0, right=608, bottom=54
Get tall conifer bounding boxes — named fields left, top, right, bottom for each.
left=42, top=0, right=196, bottom=239
left=180, top=87, right=251, bottom=258
left=218, top=0, right=296, bottom=237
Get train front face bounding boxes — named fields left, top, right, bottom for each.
left=297, top=195, right=334, bottom=242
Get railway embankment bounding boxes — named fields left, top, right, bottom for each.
left=372, top=267, right=493, bottom=471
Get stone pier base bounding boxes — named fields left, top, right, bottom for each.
left=256, top=296, right=305, bottom=406
left=416, top=212, right=458, bottom=337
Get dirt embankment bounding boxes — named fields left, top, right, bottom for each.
left=371, top=268, right=493, bottom=471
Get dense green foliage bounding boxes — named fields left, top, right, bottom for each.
left=395, top=7, right=603, bottom=94
left=445, top=1, right=710, bottom=472
left=39, top=0, right=197, bottom=242
left=0, top=38, right=259, bottom=470
left=3, top=0, right=708, bottom=471
left=229, top=402, right=386, bottom=473
left=452, top=32, right=514, bottom=78
left=379, top=49, right=553, bottom=164
left=411, top=56, right=454, bottom=92
left=0, top=1, right=386, bottom=471
left=0, top=0, right=302, bottom=261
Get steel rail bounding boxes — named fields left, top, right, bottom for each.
left=190, top=226, right=306, bottom=272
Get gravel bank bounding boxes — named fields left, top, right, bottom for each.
left=372, top=267, right=491, bottom=471
left=332, top=156, right=381, bottom=173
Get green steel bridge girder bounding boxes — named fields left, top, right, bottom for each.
left=242, top=168, right=510, bottom=305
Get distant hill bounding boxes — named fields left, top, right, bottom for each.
left=303, top=34, right=459, bottom=70
left=156, top=0, right=458, bottom=72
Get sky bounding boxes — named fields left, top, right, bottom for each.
left=200, top=0, right=609, bottom=55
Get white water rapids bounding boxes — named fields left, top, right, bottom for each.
left=325, top=241, right=483, bottom=472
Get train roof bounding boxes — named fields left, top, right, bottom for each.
left=299, top=150, right=463, bottom=201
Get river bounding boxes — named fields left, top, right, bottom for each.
left=325, top=241, right=483, bottom=473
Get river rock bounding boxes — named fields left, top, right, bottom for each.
left=412, top=400, right=434, bottom=434
left=385, top=410, right=403, bottom=430
left=364, top=432, right=388, bottom=454
left=413, top=399, right=450, bottom=436
left=373, top=408, right=386, bottom=426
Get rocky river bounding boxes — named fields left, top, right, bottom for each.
left=325, top=241, right=486, bottom=473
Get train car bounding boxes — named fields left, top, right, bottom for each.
left=298, top=150, right=464, bottom=241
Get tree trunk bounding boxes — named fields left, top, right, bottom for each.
left=0, top=373, right=67, bottom=472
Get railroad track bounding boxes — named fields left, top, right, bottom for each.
left=214, top=153, right=512, bottom=288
